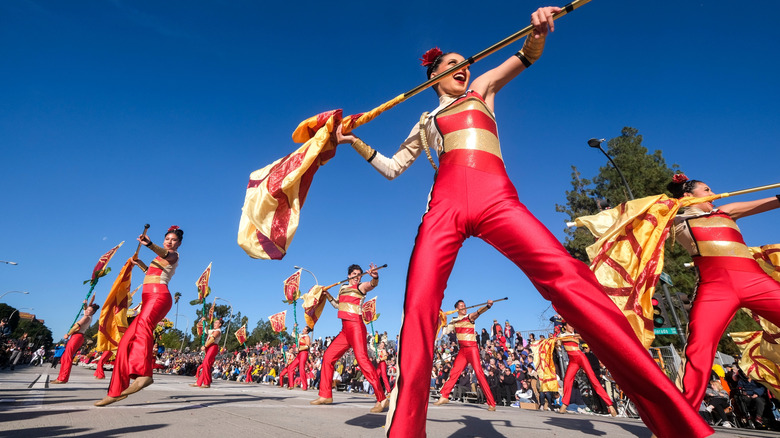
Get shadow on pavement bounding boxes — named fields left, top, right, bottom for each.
left=1, top=423, right=167, bottom=438
left=345, top=413, right=385, bottom=429
left=429, top=414, right=523, bottom=437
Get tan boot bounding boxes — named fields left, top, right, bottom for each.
left=559, top=404, right=567, bottom=414
left=310, top=397, right=333, bottom=405
left=94, top=395, right=127, bottom=407
left=433, top=397, right=449, bottom=406
left=608, top=405, right=618, bottom=417
left=487, top=405, right=496, bottom=411
left=189, top=383, right=200, bottom=387
left=120, top=376, right=153, bottom=396
left=50, top=380, right=65, bottom=385
left=370, top=399, right=389, bottom=413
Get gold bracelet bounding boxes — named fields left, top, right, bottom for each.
left=351, top=139, right=377, bottom=162
left=518, top=34, right=546, bottom=66
left=370, top=278, right=379, bottom=287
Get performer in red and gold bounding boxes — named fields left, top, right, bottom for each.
left=669, top=174, right=780, bottom=411
left=336, top=7, right=712, bottom=438
left=433, top=299, right=496, bottom=410
left=191, top=318, right=222, bottom=388
left=285, top=325, right=311, bottom=390
left=93, top=350, right=113, bottom=380
left=51, top=303, right=99, bottom=384
left=557, top=322, right=616, bottom=416
left=375, top=340, right=392, bottom=396
left=310, top=264, right=388, bottom=413
left=95, top=226, right=182, bottom=406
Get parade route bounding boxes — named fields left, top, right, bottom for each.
left=0, top=366, right=775, bottom=438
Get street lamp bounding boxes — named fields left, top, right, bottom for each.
left=294, top=265, right=319, bottom=285
left=9, top=307, right=34, bottom=320
left=0, top=261, right=18, bottom=265
left=0, top=291, right=29, bottom=301
left=587, top=138, right=635, bottom=200
left=215, top=297, right=233, bottom=349
left=173, top=313, right=189, bottom=352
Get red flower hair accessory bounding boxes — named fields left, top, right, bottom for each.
left=420, top=47, right=443, bottom=67
left=168, top=225, right=180, bottom=233
left=672, top=173, right=688, bottom=184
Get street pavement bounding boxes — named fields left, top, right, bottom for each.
left=0, top=365, right=777, bottom=437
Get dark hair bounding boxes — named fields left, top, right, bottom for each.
left=347, top=264, right=362, bottom=275
left=426, top=52, right=456, bottom=79
left=166, top=227, right=184, bottom=242
left=667, top=177, right=702, bottom=199
left=88, top=303, right=100, bottom=312
left=454, top=299, right=465, bottom=309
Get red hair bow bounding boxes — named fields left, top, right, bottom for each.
left=420, top=47, right=443, bottom=67
left=672, top=173, right=689, bottom=184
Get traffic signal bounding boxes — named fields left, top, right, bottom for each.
left=651, top=295, right=669, bottom=328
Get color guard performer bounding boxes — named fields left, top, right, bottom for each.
left=191, top=318, right=222, bottom=388
left=375, top=340, right=392, bottom=395
left=95, top=226, right=182, bottom=406
left=310, top=264, right=388, bottom=413
left=669, top=174, right=780, bottom=411
left=557, top=322, right=616, bottom=416
left=336, top=7, right=712, bottom=437
left=286, top=326, right=312, bottom=390
left=433, top=299, right=496, bottom=410
left=94, top=350, right=113, bottom=380
left=51, top=303, right=99, bottom=384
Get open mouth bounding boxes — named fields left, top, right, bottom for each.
left=453, top=72, right=466, bottom=82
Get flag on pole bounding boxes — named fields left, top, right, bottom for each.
left=235, top=324, right=247, bottom=345
left=530, top=338, right=559, bottom=392
left=361, top=297, right=379, bottom=324
left=269, top=310, right=287, bottom=333
left=86, top=241, right=124, bottom=284
left=208, top=299, right=216, bottom=324
left=96, top=258, right=134, bottom=352
left=283, top=270, right=302, bottom=304
left=196, top=320, right=204, bottom=337
left=731, top=330, right=780, bottom=399
left=302, top=285, right=327, bottom=329
left=237, top=111, right=341, bottom=260
left=196, top=262, right=212, bottom=301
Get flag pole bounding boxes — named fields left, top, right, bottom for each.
left=344, top=0, right=593, bottom=132
left=719, top=182, right=780, bottom=199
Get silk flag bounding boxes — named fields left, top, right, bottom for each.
left=530, top=338, right=559, bottom=392
left=96, top=258, right=134, bottom=352
left=302, top=285, right=327, bottom=329
left=88, top=241, right=124, bottom=284
left=731, top=330, right=780, bottom=399
left=196, top=262, right=212, bottom=301
left=283, top=270, right=301, bottom=304
left=269, top=310, right=287, bottom=333
left=573, top=193, right=720, bottom=348
left=362, top=297, right=379, bottom=324
left=208, top=299, right=216, bottom=324
left=238, top=110, right=342, bottom=260
left=235, top=324, right=247, bottom=345
left=196, top=320, right=204, bottom=337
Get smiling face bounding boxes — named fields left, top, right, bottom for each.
left=430, top=53, right=469, bottom=97
left=348, top=268, right=362, bottom=287
left=684, top=181, right=715, bottom=212
left=164, top=232, right=182, bottom=251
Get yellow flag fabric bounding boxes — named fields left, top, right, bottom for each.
left=89, top=241, right=124, bottom=283
left=362, top=296, right=378, bottom=324
left=235, top=324, right=247, bottom=345
left=731, top=330, right=780, bottom=399
left=302, top=285, right=327, bottom=329
left=96, top=258, right=134, bottom=352
left=574, top=193, right=721, bottom=348
left=530, top=338, right=559, bottom=392
left=283, top=270, right=302, bottom=304
left=196, top=262, right=212, bottom=300
left=237, top=110, right=341, bottom=260
left=269, top=310, right=287, bottom=333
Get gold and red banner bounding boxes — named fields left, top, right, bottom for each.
left=208, top=299, right=216, bottom=324
left=96, top=257, right=134, bottom=352
left=237, top=111, right=341, bottom=260
left=283, top=270, right=301, bottom=304
left=302, top=285, right=327, bottom=329
left=235, top=324, right=247, bottom=345
left=89, top=241, right=124, bottom=284
left=196, top=262, right=212, bottom=301
left=361, top=296, right=379, bottom=324
left=196, top=320, right=204, bottom=336
left=269, top=310, right=287, bottom=333
left=530, top=338, right=559, bottom=392
left=574, top=193, right=719, bottom=348
left=731, top=330, right=780, bottom=399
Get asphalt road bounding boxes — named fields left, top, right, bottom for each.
left=0, top=365, right=776, bottom=438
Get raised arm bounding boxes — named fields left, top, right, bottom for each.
left=719, top=196, right=780, bottom=220
left=336, top=123, right=424, bottom=180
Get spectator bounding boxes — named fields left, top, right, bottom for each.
left=513, top=379, right=536, bottom=407
left=504, top=321, right=515, bottom=349
left=737, top=374, right=767, bottom=427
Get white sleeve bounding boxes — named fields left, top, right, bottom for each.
left=367, top=123, right=427, bottom=180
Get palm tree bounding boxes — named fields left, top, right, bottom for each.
left=174, top=292, right=182, bottom=328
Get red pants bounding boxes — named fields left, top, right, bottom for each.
left=196, top=344, right=218, bottom=387
left=385, top=150, right=711, bottom=438
left=246, top=367, right=253, bottom=383
left=682, top=259, right=780, bottom=409
left=107, top=286, right=172, bottom=397
left=561, top=350, right=612, bottom=406
left=438, top=345, right=495, bottom=407
left=57, top=333, right=84, bottom=382
left=94, top=350, right=114, bottom=379
left=377, top=361, right=392, bottom=394
left=287, top=350, right=309, bottom=390
left=319, top=320, right=386, bottom=402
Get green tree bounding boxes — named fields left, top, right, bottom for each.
left=248, top=319, right=294, bottom=347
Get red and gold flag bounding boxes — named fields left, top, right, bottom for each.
left=88, top=241, right=124, bottom=284
left=530, top=338, right=559, bottom=392
left=196, top=320, right=204, bottom=336
left=283, top=270, right=302, bottom=304
left=196, top=262, right=212, bottom=301
left=361, top=296, right=379, bottom=324
left=235, top=324, right=247, bottom=345
left=302, top=285, right=327, bottom=329
left=96, top=257, right=134, bottom=352
left=237, top=111, right=342, bottom=260
left=731, top=330, right=780, bottom=399
left=269, top=310, right=287, bottom=333
left=208, top=299, right=216, bottom=324
left=574, top=193, right=720, bottom=348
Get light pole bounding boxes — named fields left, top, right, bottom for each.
left=0, top=261, right=18, bottom=265
left=294, top=265, right=319, bottom=286
left=0, top=291, right=29, bottom=301
left=173, top=313, right=189, bottom=352
left=9, top=307, right=34, bottom=320
left=587, top=138, right=635, bottom=201
left=215, top=297, right=233, bottom=349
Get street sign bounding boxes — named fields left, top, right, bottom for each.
left=659, top=272, right=673, bottom=286
left=654, top=327, right=678, bottom=335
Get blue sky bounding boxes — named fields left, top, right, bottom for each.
left=1, top=0, right=779, bottom=342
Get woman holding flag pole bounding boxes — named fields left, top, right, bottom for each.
left=95, top=225, right=183, bottom=406
left=335, top=5, right=712, bottom=438
left=191, top=318, right=222, bottom=388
